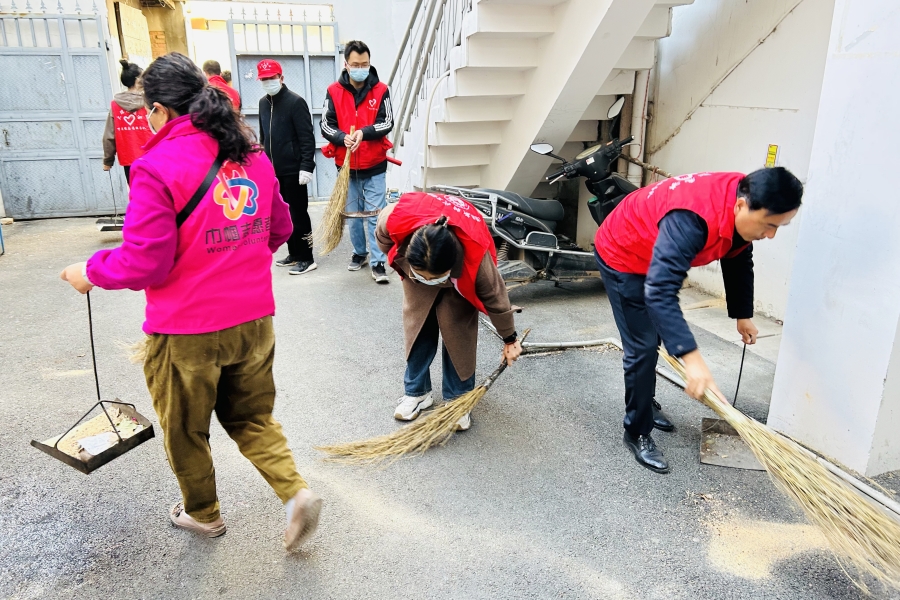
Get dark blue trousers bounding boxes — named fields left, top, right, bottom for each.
left=596, top=253, right=659, bottom=436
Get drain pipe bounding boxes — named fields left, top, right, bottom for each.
left=421, top=71, right=451, bottom=191
left=627, top=69, right=651, bottom=187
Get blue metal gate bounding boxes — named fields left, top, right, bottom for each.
left=226, top=9, right=341, bottom=201
left=0, top=10, right=124, bottom=219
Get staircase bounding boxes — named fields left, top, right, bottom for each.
left=388, top=0, right=693, bottom=201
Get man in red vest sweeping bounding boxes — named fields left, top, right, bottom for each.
left=376, top=192, right=522, bottom=429
left=322, top=40, right=394, bottom=283
left=594, top=167, right=803, bottom=473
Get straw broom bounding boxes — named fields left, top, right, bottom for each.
left=318, top=330, right=530, bottom=464
left=312, top=126, right=355, bottom=255
left=660, top=349, right=900, bottom=593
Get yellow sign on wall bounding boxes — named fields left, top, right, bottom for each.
left=765, top=144, right=778, bottom=168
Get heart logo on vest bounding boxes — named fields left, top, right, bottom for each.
left=123, top=114, right=136, bottom=126
left=368, top=98, right=377, bottom=109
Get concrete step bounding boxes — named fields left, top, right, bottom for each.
left=635, top=5, right=672, bottom=40
left=464, top=2, right=556, bottom=39
left=614, top=39, right=656, bottom=71
left=479, top=0, right=566, bottom=5
left=421, top=165, right=482, bottom=188
left=443, top=96, right=517, bottom=122
left=582, top=95, right=618, bottom=120
left=598, top=70, right=636, bottom=95
left=428, top=144, right=493, bottom=168
left=432, top=121, right=504, bottom=146
left=464, top=36, right=540, bottom=70
left=448, top=68, right=528, bottom=97
left=567, top=120, right=599, bottom=143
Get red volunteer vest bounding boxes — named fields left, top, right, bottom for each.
left=596, top=172, right=747, bottom=275
left=387, top=192, right=497, bottom=314
left=323, top=80, right=393, bottom=170
left=111, top=101, right=153, bottom=166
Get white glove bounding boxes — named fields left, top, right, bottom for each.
left=298, top=171, right=313, bottom=186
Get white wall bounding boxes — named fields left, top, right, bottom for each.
left=768, top=0, right=900, bottom=475
left=647, top=0, right=834, bottom=319
left=330, top=0, right=413, bottom=74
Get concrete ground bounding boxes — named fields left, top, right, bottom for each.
left=0, top=212, right=897, bottom=599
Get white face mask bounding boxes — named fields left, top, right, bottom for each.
left=261, top=79, right=282, bottom=96
left=147, top=106, right=158, bottom=135
left=410, top=267, right=450, bottom=286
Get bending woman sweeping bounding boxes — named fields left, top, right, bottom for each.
left=60, top=53, right=322, bottom=551
left=376, top=192, right=523, bottom=430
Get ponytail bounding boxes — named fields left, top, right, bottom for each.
left=118, top=58, right=142, bottom=88
left=407, top=217, right=458, bottom=274
left=141, top=52, right=256, bottom=164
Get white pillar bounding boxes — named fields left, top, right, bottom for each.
left=768, top=0, right=900, bottom=476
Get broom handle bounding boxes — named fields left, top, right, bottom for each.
left=479, top=329, right=531, bottom=392
left=343, top=126, right=356, bottom=169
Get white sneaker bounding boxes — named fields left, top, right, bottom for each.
left=394, top=393, right=433, bottom=421
left=455, top=412, right=471, bottom=431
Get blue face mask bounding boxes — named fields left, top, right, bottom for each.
left=349, top=67, right=369, bottom=83
left=410, top=267, right=450, bottom=286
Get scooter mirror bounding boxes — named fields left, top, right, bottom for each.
left=607, top=97, right=626, bottom=120
left=530, top=143, right=554, bottom=155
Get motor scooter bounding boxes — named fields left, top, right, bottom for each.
left=432, top=98, right=639, bottom=288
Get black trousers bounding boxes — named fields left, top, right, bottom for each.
left=596, top=253, right=659, bottom=436
left=276, top=172, right=313, bottom=262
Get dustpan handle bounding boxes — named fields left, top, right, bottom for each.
left=51, top=293, right=126, bottom=450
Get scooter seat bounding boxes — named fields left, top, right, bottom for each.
left=474, top=188, right=565, bottom=222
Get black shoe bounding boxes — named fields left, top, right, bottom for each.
left=623, top=431, right=670, bottom=474
left=652, top=400, right=675, bottom=432
left=348, top=253, right=368, bottom=271
left=372, top=262, right=389, bottom=284
left=288, top=261, right=318, bottom=275
left=275, top=255, right=298, bottom=267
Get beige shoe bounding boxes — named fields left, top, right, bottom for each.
left=284, top=488, right=323, bottom=552
left=169, top=503, right=226, bottom=538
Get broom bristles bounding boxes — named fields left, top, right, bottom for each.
left=318, top=331, right=529, bottom=464
left=661, top=351, right=900, bottom=593
left=316, top=387, right=486, bottom=464
left=313, top=133, right=354, bottom=255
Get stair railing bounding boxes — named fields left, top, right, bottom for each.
left=387, top=0, right=472, bottom=149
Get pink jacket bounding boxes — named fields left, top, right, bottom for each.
left=86, top=115, right=292, bottom=335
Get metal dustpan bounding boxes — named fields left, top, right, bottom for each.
left=31, top=400, right=154, bottom=474
left=700, top=417, right=763, bottom=471
left=698, top=344, right=763, bottom=471
left=31, top=292, right=154, bottom=473
left=96, top=216, right=124, bottom=232
left=97, top=171, right=124, bottom=231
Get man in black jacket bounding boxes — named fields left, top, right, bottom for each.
left=257, top=59, right=318, bottom=275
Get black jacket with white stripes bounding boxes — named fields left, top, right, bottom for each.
left=321, top=66, right=393, bottom=178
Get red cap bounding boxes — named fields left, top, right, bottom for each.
left=256, top=59, right=282, bottom=79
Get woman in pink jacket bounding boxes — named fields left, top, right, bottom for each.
left=61, top=53, right=322, bottom=551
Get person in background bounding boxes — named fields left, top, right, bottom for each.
left=322, top=39, right=394, bottom=284
left=222, top=70, right=232, bottom=85
left=61, top=52, right=322, bottom=551
left=376, top=192, right=522, bottom=429
left=102, top=59, right=153, bottom=184
left=202, top=59, right=241, bottom=110
left=257, top=59, right=318, bottom=275
left=594, top=167, right=803, bottom=474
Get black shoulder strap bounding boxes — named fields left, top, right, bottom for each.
left=175, top=153, right=226, bottom=228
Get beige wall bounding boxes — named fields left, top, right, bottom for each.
left=143, top=2, right=188, bottom=56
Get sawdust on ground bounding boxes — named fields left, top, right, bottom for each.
left=700, top=494, right=828, bottom=580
